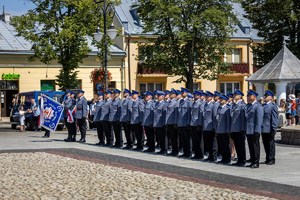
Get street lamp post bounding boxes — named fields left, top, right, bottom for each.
left=93, top=0, right=118, bottom=91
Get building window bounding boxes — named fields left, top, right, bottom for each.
left=220, top=82, right=240, bottom=94
left=41, top=80, right=55, bottom=91
left=225, top=49, right=242, bottom=63
left=193, top=82, right=201, bottom=90
left=139, top=82, right=163, bottom=94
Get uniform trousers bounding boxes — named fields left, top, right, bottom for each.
left=122, top=122, right=132, bottom=147
left=262, top=132, right=276, bottom=163
left=191, top=126, right=203, bottom=158
left=112, top=121, right=123, bottom=147
left=66, top=122, right=76, bottom=141
left=76, top=118, right=86, bottom=140
left=144, top=126, right=155, bottom=150
left=156, top=127, right=166, bottom=152
left=231, top=132, right=246, bottom=164
left=246, top=133, right=260, bottom=164
left=217, top=133, right=231, bottom=162
left=131, top=123, right=144, bottom=149
left=95, top=121, right=105, bottom=143
left=178, top=127, right=191, bottom=156
left=203, top=131, right=216, bottom=160
left=167, top=125, right=178, bottom=154
left=103, top=121, right=112, bottom=145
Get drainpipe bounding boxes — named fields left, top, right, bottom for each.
left=127, top=34, right=132, bottom=90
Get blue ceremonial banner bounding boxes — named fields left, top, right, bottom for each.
left=40, top=94, right=64, bottom=132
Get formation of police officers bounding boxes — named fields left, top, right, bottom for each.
left=63, top=87, right=278, bottom=169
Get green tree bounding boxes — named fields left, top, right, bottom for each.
left=11, top=0, right=116, bottom=91
left=242, top=0, right=300, bottom=66
left=136, top=0, right=237, bottom=90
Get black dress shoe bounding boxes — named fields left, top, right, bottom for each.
left=247, top=163, right=259, bottom=168
left=179, top=154, right=191, bottom=158
left=143, top=148, right=155, bottom=153
left=64, top=138, right=72, bottom=142
left=191, top=156, right=203, bottom=160
left=246, top=159, right=252, bottom=163
left=72, top=138, right=76, bottom=142
left=104, top=143, right=113, bottom=147
left=79, top=139, right=86, bottom=143
left=95, top=142, right=105, bottom=146
left=156, top=150, right=167, bottom=155
left=123, top=146, right=133, bottom=150
left=203, top=158, right=216, bottom=162
left=167, top=152, right=178, bottom=157
left=232, top=162, right=246, bottom=167
left=133, top=147, right=143, bottom=151
left=112, top=144, right=123, bottom=148
left=266, top=160, right=275, bottom=165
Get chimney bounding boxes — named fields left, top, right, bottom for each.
left=0, top=6, right=11, bottom=23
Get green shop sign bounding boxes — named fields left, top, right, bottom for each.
left=2, top=73, right=20, bottom=80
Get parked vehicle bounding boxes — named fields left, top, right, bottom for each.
left=10, top=90, right=66, bottom=131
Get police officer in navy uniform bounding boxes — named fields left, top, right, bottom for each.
left=245, top=90, right=263, bottom=168
left=142, top=91, right=155, bottom=152
left=177, top=87, right=192, bottom=158
left=74, top=90, right=88, bottom=143
left=230, top=89, right=246, bottom=166
left=166, top=89, right=179, bottom=156
left=63, top=90, right=74, bottom=142
left=154, top=91, right=167, bottom=155
left=94, top=91, right=105, bottom=145
left=215, top=94, right=231, bottom=164
left=131, top=90, right=145, bottom=151
left=120, top=89, right=133, bottom=149
left=109, top=89, right=123, bottom=148
left=164, top=90, right=172, bottom=149
left=203, top=91, right=216, bottom=161
left=213, top=91, right=221, bottom=159
left=190, top=90, right=204, bottom=159
left=100, top=90, right=113, bottom=146
left=261, top=90, right=278, bottom=165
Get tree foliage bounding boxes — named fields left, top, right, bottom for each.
left=136, top=0, right=237, bottom=90
left=242, top=0, right=300, bottom=66
left=11, top=0, right=117, bottom=91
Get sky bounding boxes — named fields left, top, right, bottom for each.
left=1, top=0, right=35, bottom=16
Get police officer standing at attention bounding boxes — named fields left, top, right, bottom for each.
left=120, top=89, right=133, bottom=149
left=215, top=94, right=231, bottom=164
left=230, top=89, right=246, bottom=166
left=131, top=90, right=145, bottom=151
left=100, top=90, right=113, bottom=146
left=142, top=91, right=155, bottom=152
left=166, top=89, right=179, bottom=156
left=94, top=91, right=105, bottom=145
left=177, top=87, right=192, bottom=158
left=154, top=91, right=167, bottom=155
left=109, top=89, right=123, bottom=148
left=245, top=90, right=263, bottom=168
left=69, top=91, right=77, bottom=141
left=63, top=90, right=73, bottom=142
left=203, top=91, right=216, bottom=161
left=190, top=90, right=204, bottom=159
left=74, top=90, right=88, bottom=143
left=261, top=90, right=278, bottom=165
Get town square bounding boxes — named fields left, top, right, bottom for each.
left=0, top=0, right=300, bottom=199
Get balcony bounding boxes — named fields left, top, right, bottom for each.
left=229, top=63, right=259, bottom=74
left=137, top=62, right=168, bottom=77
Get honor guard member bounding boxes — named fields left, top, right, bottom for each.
left=245, top=90, right=263, bottom=168
left=177, top=87, right=192, bottom=158
left=154, top=91, right=167, bottom=154
left=100, top=90, right=113, bottom=146
left=203, top=91, right=216, bottom=161
left=166, top=89, right=179, bottom=156
left=69, top=91, right=77, bottom=141
left=213, top=91, right=221, bottom=158
left=164, top=90, right=172, bottom=149
left=94, top=92, right=105, bottom=145
left=63, top=90, right=73, bottom=142
left=131, top=90, right=145, bottom=151
left=120, top=89, right=133, bottom=149
left=164, top=90, right=171, bottom=102
left=261, top=90, right=278, bottom=165
left=227, top=93, right=234, bottom=105
left=230, top=89, right=246, bottom=166
left=109, top=89, right=123, bottom=148
left=74, top=90, right=88, bottom=143
left=190, top=90, right=204, bottom=159
left=142, top=91, right=155, bottom=152
left=215, top=94, right=231, bottom=164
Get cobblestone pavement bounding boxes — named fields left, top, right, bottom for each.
left=0, top=152, right=276, bottom=200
